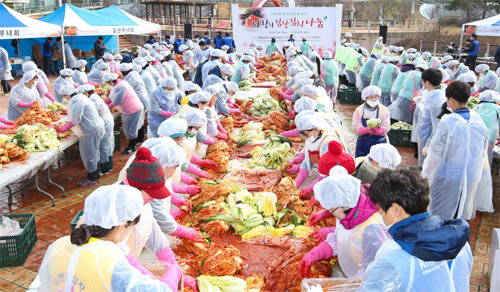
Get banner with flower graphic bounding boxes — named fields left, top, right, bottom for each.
left=231, top=4, right=343, bottom=55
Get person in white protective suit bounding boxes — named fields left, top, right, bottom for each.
left=475, top=63, right=498, bottom=93
left=7, top=71, right=42, bottom=121
left=298, top=166, right=388, bottom=278
left=422, top=81, right=490, bottom=221
left=321, top=51, right=339, bottom=103
left=445, top=60, right=469, bottom=82
left=201, top=49, right=224, bottom=83
left=299, top=84, right=333, bottom=115
left=134, top=57, right=157, bottom=97
left=120, top=63, right=149, bottom=142
left=78, top=84, right=114, bottom=175
left=473, top=90, right=500, bottom=165
left=56, top=87, right=104, bottom=187
left=103, top=73, right=144, bottom=155
left=203, top=85, right=227, bottom=140
left=21, top=61, right=55, bottom=107
left=37, top=185, right=183, bottom=292
left=145, top=55, right=162, bottom=86
left=53, top=68, right=77, bottom=103
left=359, top=169, right=472, bottom=292
left=377, top=56, right=400, bottom=106
left=147, top=77, right=184, bottom=138
left=353, top=143, right=401, bottom=185
left=166, top=53, right=185, bottom=91
left=203, top=63, right=235, bottom=89
left=72, top=59, right=88, bottom=85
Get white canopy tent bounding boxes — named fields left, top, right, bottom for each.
left=460, top=13, right=500, bottom=47
left=0, top=2, right=61, bottom=39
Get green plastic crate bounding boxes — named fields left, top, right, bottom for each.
left=0, top=213, right=37, bottom=267
left=338, top=89, right=362, bottom=105
left=388, top=129, right=414, bottom=147
left=71, top=210, right=84, bottom=231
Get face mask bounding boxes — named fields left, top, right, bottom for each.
left=116, top=225, right=132, bottom=255
left=366, top=100, right=379, bottom=108
left=164, top=89, right=174, bottom=96
left=447, top=106, right=453, bottom=112
left=64, top=77, right=72, bottom=80
left=80, top=67, right=85, bottom=72
left=306, top=135, right=316, bottom=143
left=186, top=129, right=197, bottom=137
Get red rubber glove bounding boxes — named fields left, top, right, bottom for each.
left=204, top=135, right=216, bottom=145
left=171, top=224, right=204, bottom=242
left=186, top=163, right=213, bottom=179
left=284, top=88, right=294, bottom=95
left=108, top=103, right=116, bottom=110
left=309, top=196, right=318, bottom=207
left=300, top=176, right=324, bottom=199
left=184, top=275, right=198, bottom=291
left=308, top=209, right=334, bottom=226
left=56, top=121, right=75, bottom=133
left=309, top=227, right=336, bottom=241
left=170, top=192, right=191, bottom=208
left=289, top=110, right=296, bottom=120
left=358, top=127, right=374, bottom=135
left=199, top=159, right=217, bottom=170
left=216, top=120, right=229, bottom=135
left=289, top=152, right=306, bottom=165
left=170, top=209, right=183, bottom=220
left=279, top=92, right=292, bottom=101
left=281, top=85, right=288, bottom=91
left=298, top=242, right=333, bottom=278
left=372, top=126, right=385, bottom=136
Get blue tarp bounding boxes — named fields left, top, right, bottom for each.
left=39, top=4, right=138, bottom=27
left=0, top=4, right=25, bottom=28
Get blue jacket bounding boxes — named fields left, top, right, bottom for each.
left=174, top=39, right=184, bottom=54
left=494, top=45, right=500, bottom=65
left=201, top=37, right=211, bottom=46
left=224, top=37, right=235, bottom=49
left=43, top=42, right=53, bottom=57
left=464, top=39, right=479, bottom=57
left=214, top=36, right=224, bottom=49
left=194, top=60, right=209, bottom=87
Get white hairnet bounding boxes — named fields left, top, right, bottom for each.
left=361, top=85, right=382, bottom=100
left=353, top=44, right=360, bottom=50
left=160, top=77, right=177, bottom=88
left=150, top=141, right=186, bottom=168
left=415, top=63, right=428, bottom=70
left=288, top=66, right=302, bottom=76
left=220, top=64, right=235, bottom=76
left=98, top=63, right=110, bottom=70
left=294, top=97, right=317, bottom=113
left=381, top=56, right=389, bottom=63
left=300, top=84, right=320, bottom=97
left=77, top=84, right=95, bottom=94
left=367, top=143, right=401, bottom=170
left=457, top=71, right=477, bottom=83
left=158, top=117, right=188, bottom=138
left=329, top=165, right=348, bottom=176
left=389, top=56, right=399, bottom=63
left=241, top=55, right=252, bottom=62
left=102, top=73, right=118, bottom=82
left=375, top=42, right=384, bottom=49
left=58, top=85, right=77, bottom=96
left=189, top=91, right=211, bottom=103
left=387, top=45, right=395, bottom=51
left=22, top=61, right=37, bottom=72
left=478, top=90, right=500, bottom=102
left=226, top=81, right=238, bottom=93
left=445, top=60, right=459, bottom=68
left=21, top=70, right=37, bottom=83
left=60, top=69, right=73, bottom=76
left=132, top=64, right=142, bottom=73
left=375, top=52, right=382, bottom=59
left=314, top=174, right=361, bottom=209
left=296, top=113, right=327, bottom=131
left=179, top=44, right=188, bottom=52
left=395, top=46, right=404, bottom=52
left=155, top=55, right=163, bottom=61
left=345, top=32, right=352, bottom=37
left=407, top=48, right=416, bottom=53
left=146, top=56, right=155, bottom=62
left=75, top=59, right=87, bottom=68
left=407, top=53, right=416, bottom=60
left=118, top=63, right=133, bottom=72
left=184, top=82, right=201, bottom=92
left=134, top=57, right=147, bottom=67
left=361, top=48, right=369, bottom=56
left=138, top=50, right=149, bottom=58
left=113, top=54, right=122, bottom=61
left=141, top=137, right=170, bottom=150
left=256, top=44, right=264, bottom=50
left=210, top=49, right=223, bottom=58
left=286, top=50, right=297, bottom=58
left=322, top=51, right=333, bottom=59
left=376, top=36, right=383, bottom=42
left=204, top=85, right=219, bottom=96
left=183, top=109, right=207, bottom=127
left=295, top=71, right=313, bottom=80
left=294, top=78, right=314, bottom=90
left=144, top=44, right=152, bottom=50
left=84, top=185, right=143, bottom=229
left=422, top=52, right=431, bottom=59
left=475, top=64, right=489, bottom=73
left=441, top=55, right=453, bottom=63
left=221, top=45, right=230, bottom=51
left=103, top=53, right=114, bottom=60
left=243, top=49, right=255, bottom=56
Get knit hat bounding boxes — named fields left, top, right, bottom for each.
left=318, top=140, right=356, bottom=176
left=126, top=147, right=171, bottom=200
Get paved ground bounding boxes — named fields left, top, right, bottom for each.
left=0, top=78, right=498, bottom=291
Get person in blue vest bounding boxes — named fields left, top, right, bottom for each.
left=164, top=35, right=171, bottom=45
left=288, top=34, right=295, bottom=44
left=145, top=35, right=157, bottom=45
left=461, top=33, right=479, bottom=70
left=223, top=33, right=235, bottom=53
left=200, top=32, right=212, bottom=47
left=42, top=38, right=54, bottom=76
left=174, top=35, right=185, bottom=54
left=214, top=32, right=224, bottom=49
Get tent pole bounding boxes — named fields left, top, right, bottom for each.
left=60, top=26, right=67, bottom=69
left=459, top=25, right=463, bottom=51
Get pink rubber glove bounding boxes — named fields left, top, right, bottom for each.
left=190, top=153, right=204, bottom=165
left=289, top=111, right=295, bottom=120
left=227, top=100, right=238, bottom=109
left=216, top=120, right=229, bottom=135
left=108, top=103, right=116, bottom=110
left=170, top=209, right=183, bottom=220
left=299, top=176, right=324, bottom=199
left=255, top=63, right=262, bottom=67
left=0, top=124, right=15, bottom=130
left=254, top=69, right=261, bottom=73
left=471, top=90, right=480, bottom=96
left=227, top=61, right=234, bottom=65
left=171, top=224, right=204, bottom=242
left=309, top=227, right=336, bottom=241
left=281, top=85, right=288, bottom=91
left=45, top=92, right=56, bottom=102
left=173, top=183, right=201, bottom=196
left=0, top=116, right=13, bottom=125
left=199, top=159, right=217, bottom=170
left=216, top=132, right=228, bottom=140
left=280, top=128, right=299, bottom=138
left=372, top=126, right=385, bottom=136
left=181, top=173, right=199, bottom=185
left=295, top=168, right=309, bottom=189
left=309, top=209, right=334, bottom=226
left=56, top=121, right=75, bottom=133
left=230, top=108, right=241, bottom=114
left=87, top=81, right=99, bottom=87
left=184, top=275, right=198, bottom=291
left=171, top=192, right=190, bottom=208
left=287, top=164, right=300, bottom=174
left=358, top=127, right=374, bottom=135
left=157, top=247, right=177, bottom=264
left=309, top=196, right=318, bottom=207
left=250, top=76, right=258, bottom=82
left=186, top=163, right=213, bottom=179
left=321, top=73, right=325, bottom=79
left=178, top=60, right=185, bottom=66
left=285, top=88, right=294, bottom=95
left=279, top=92, right=292, bottom=101
left=289, top=152, right=306, bottom=165
left=125, top=254, right=155, bottom=278
left=17, top=101, right=36, bottom=108
left=204, top=135, right=216, bottom=145
left=298, top=242, right=334, bottom=278
left=162, top=110, right=176, bottom=117
left=104, top=98, right=112, bottom=104
left=160, top=263, right=182, bottom=292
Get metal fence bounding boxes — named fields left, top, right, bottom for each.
left=342, top=18, right=435, bottom=33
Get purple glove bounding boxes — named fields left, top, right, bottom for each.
left=45, top=92, right=56, bottom=102
left=309, top=227, right=336, bottom=241
left=358, top=127, right=374, bottom=135
left=289, top=152, right=306, bottom=165
left=230, top=108, right=241, bottom=114
left=280, top=128, right=299, bottom=138
left=125, top=254, right=155, bottom=278
left=173, top=183, right=201, bottom=196
left=161, top=110, right=176, bottom=117
left=281, top=85, right=288, bottom=91
left=204, top=135, right=216, bottom=145
left=171, top=224, right=204, bottom=242
left=295, top=168, right=309, bottom=189
left=186, top=163, right=213, bottom=179
left=299, top=177, right=323, bottom=199
left=284, top=88, right=294, bottom=95
left=184, top=275, right=198, bottom=291
left=287, top=164, right=300, bottom=174
left=56, top=121, right=75, bottom=133
left=159, top=263, right=182, bottom=292
left=298, top=242, right=333, bottom=278
left=279, top=92, right=292, bottom=101
left=17, top=101, right=36, bottom=108
left=181, top=173, right=199, bottom=185
left=372, top=126, right=385, bottom=136
left=308, top=209, right=334, bottom=226
left=0, top=116, right=13, bottom=125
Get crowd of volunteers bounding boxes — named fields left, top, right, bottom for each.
left=0, top=31, right=496, bottom=291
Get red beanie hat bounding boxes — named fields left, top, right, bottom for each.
left=318, top=140, right=356, bottom=175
